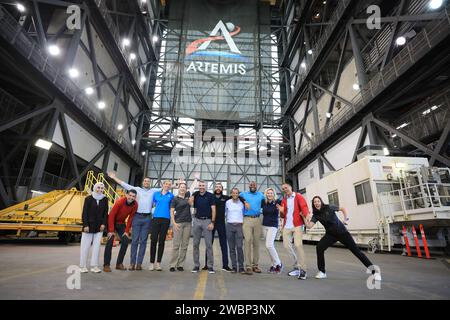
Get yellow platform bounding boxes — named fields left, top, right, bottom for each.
left=0, top=171, right=122, bottom=236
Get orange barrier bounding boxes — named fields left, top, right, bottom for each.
left=419, top=224, right=431, bottom=259
left=412, top=226, right=422, bottom=258
left=402, top=225, right=411, bottom=256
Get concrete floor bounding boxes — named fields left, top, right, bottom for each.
left=0, top=239, right=449, bottom=300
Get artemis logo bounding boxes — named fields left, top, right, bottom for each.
left=185, top=20, right=247, bottom=75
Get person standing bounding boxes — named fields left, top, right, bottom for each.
left=149, top=180, right=174, bottom=271
left=279, top=183, right=309, bottom=280
left=240, top=181, right=265, bottom=275
left=202, top=183, right=232, bottom=272
left=261, top=188, right=283, bottom=274
left=305, top=196, right=382, bottom=281
left=189, top=180, right=216, bottom=274
left=225, top=188, right=246, bottom=274
left=169, top=182, right=191, bottom=272
left=103, top=189, right=138, bottom=272
left=108, top=172, right=160, bottom=271
left=80, top=182, right=108, bottom=273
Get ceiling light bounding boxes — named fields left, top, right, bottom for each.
left=423, top=109, right=431, bottom=115
left=35, top=138, right=52, bottom=150
left=117, top=124, right=124, bottom=130
left=142, top=151, right=146, bottom=156
left=140, top=75, right=146, bottom=83
left=152, top=35, right=159, bottom=42
left=97, top=101, right=106, bottom=109
left=131, top=139, right=136, bottom=145
left=122, top=38, right=130, bottom=47
left=47, top=44, right=60, bottom=56
left=353, top=83, right=360, bottom=90
left=84, top=87, right=94, bottom=95
left=392, top=134, right=397, bottom=138
left=325, top=112, right=332, bottom=118
left=300, top=62, right=306, bottom=69
left=396, top=123, right=409, bottom=129
left=396, top=36, right=406, bottom=46
left=16, top=3, right=25, bottom=12
left=129, top=53, right=136, bottom=60
left=68, top=68, right=79, bottom=78
left=431, top=105, right=439, bottom=110
left=307, top=49, right=313, bottom=55
left=429, top=0, right=443, bottom=10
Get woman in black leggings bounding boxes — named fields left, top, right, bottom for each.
left=304, top=196, right=381, bottom=281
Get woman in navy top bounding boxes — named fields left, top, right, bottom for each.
left=260, top=187, right=283, bottom=274
left=149, top=180, right=174, bottom=271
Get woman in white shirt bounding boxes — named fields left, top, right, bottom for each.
left=225, top=188, right=246, bottom=274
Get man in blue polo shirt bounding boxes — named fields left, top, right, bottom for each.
left=189, top=180, right=216, bottom=274
left=240, top=181, right=265, bottom=274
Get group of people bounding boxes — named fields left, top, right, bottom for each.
left=79, top=174, right=382, bottom=281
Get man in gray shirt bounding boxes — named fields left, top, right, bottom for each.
left=169, top=182, right=192, bottom=272
left=108, top=172, right=159, bottom=271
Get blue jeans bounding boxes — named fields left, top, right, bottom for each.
left=130, top=214, right=151, bottom=265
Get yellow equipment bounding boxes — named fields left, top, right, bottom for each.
left=0, top=171, right=121, bottom=241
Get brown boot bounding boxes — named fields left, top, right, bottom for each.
left=103, top=265, right=112, bottom=272
left=245, top=267, right=253, bottom=275
left=136, top=264, right=142, bottom=271
left=116, top=264, right=126, bottom=271
left=253, top=266, right=262, bottom=273
left=128, top=264, right=136, bottom=271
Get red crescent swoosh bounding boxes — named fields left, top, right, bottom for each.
left=186, top=26, right=241, bottom=55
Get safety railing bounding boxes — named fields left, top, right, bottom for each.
left=83, top=170, right=121, bottom=206
left=287, top=6, right=450, bottom=171
left=379, top=183, right=450, bottom=222
left=0, top=5, right=143, bottom=166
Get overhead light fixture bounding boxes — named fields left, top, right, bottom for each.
left=16, top=3, right=25, bottom=12
left=307, top=49, right=313, bottom=55
left=141, top=0, right=147, bottom=3
left=353, top=83, right=360, bottom=90
left=396, top=122, right=409, bottom=129
left=383, top=147, right=390, bottom=156
left=129, top=53, right=136, bottom=60
left=431, top=105, right=439, bottom=110
left=97, top=101, right=106, bottom=109
left=142, top=151, right=146, bottom=156
left=84, top=87, right=94, bottom=95
left=392, top=134, right=397, bottom=138
left=122, top=38, right=130, bottom=47
left=396, top=36, right=406, bottom=46
left=422, top=109, right=431, bottom=115
left=300, top=62, right=306, bottom=69
left=323, top=1, right=327, bottom=4
left=308, top=132, right=314, bottom=138
left=131, top=139, right=136, bottom=145
left=325, top=112, right=332, bottom=118
left=140, top=75, right=146, bottom=83
left=35, top=138, right=52, bottom=150
left=117, top=124, right=124, bottom=130
left=429, top=0, right=443, bottom=9
left=68, top=68, right=79, bottom=78
left=47, top=44, right=60, bottom=56
left=152, top=35, right=159, bottom=42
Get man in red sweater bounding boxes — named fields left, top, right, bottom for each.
left=103, top=189, right=138, bottom=272
left=277, top=183, right=310, bottom=280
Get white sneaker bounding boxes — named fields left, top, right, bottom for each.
left=374, top=272, right=382, bottom=281
left=80, top=267, right=89, bottom=273
left=155, top=263, right=162, bottom=271
left=90, top=266, right=102, bottom=273
left=288, top=269, right=300, bottom=277
left=315, top=271, right=327, bottom=279
left=149, top=263, right=155, bottom=271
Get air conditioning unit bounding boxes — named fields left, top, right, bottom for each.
left=356, top=145, right=384, bottom=160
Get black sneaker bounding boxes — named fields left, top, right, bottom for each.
left=231, top=268, right=237, bottom=273
left=192, top=267, right=200, bottom=273
left=222, top=266, right=232, bottom=272
left=202, top=265, right=208, bottom=271
left=268, top=266, right=275, bottom=273
left=177, top=267, right=184, bottom=272
left=169, top=267, right=176, bottom=272
left=298, top=269, right=307, bottom=280
left=208, top=268, right=215, bottom=274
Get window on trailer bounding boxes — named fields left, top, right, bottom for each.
left=327, top=190, right=339, bottom=206
left=354, top=181, right=373, bottom=205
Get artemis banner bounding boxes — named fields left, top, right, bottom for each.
left=162, top=0, right=272, bottom=121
